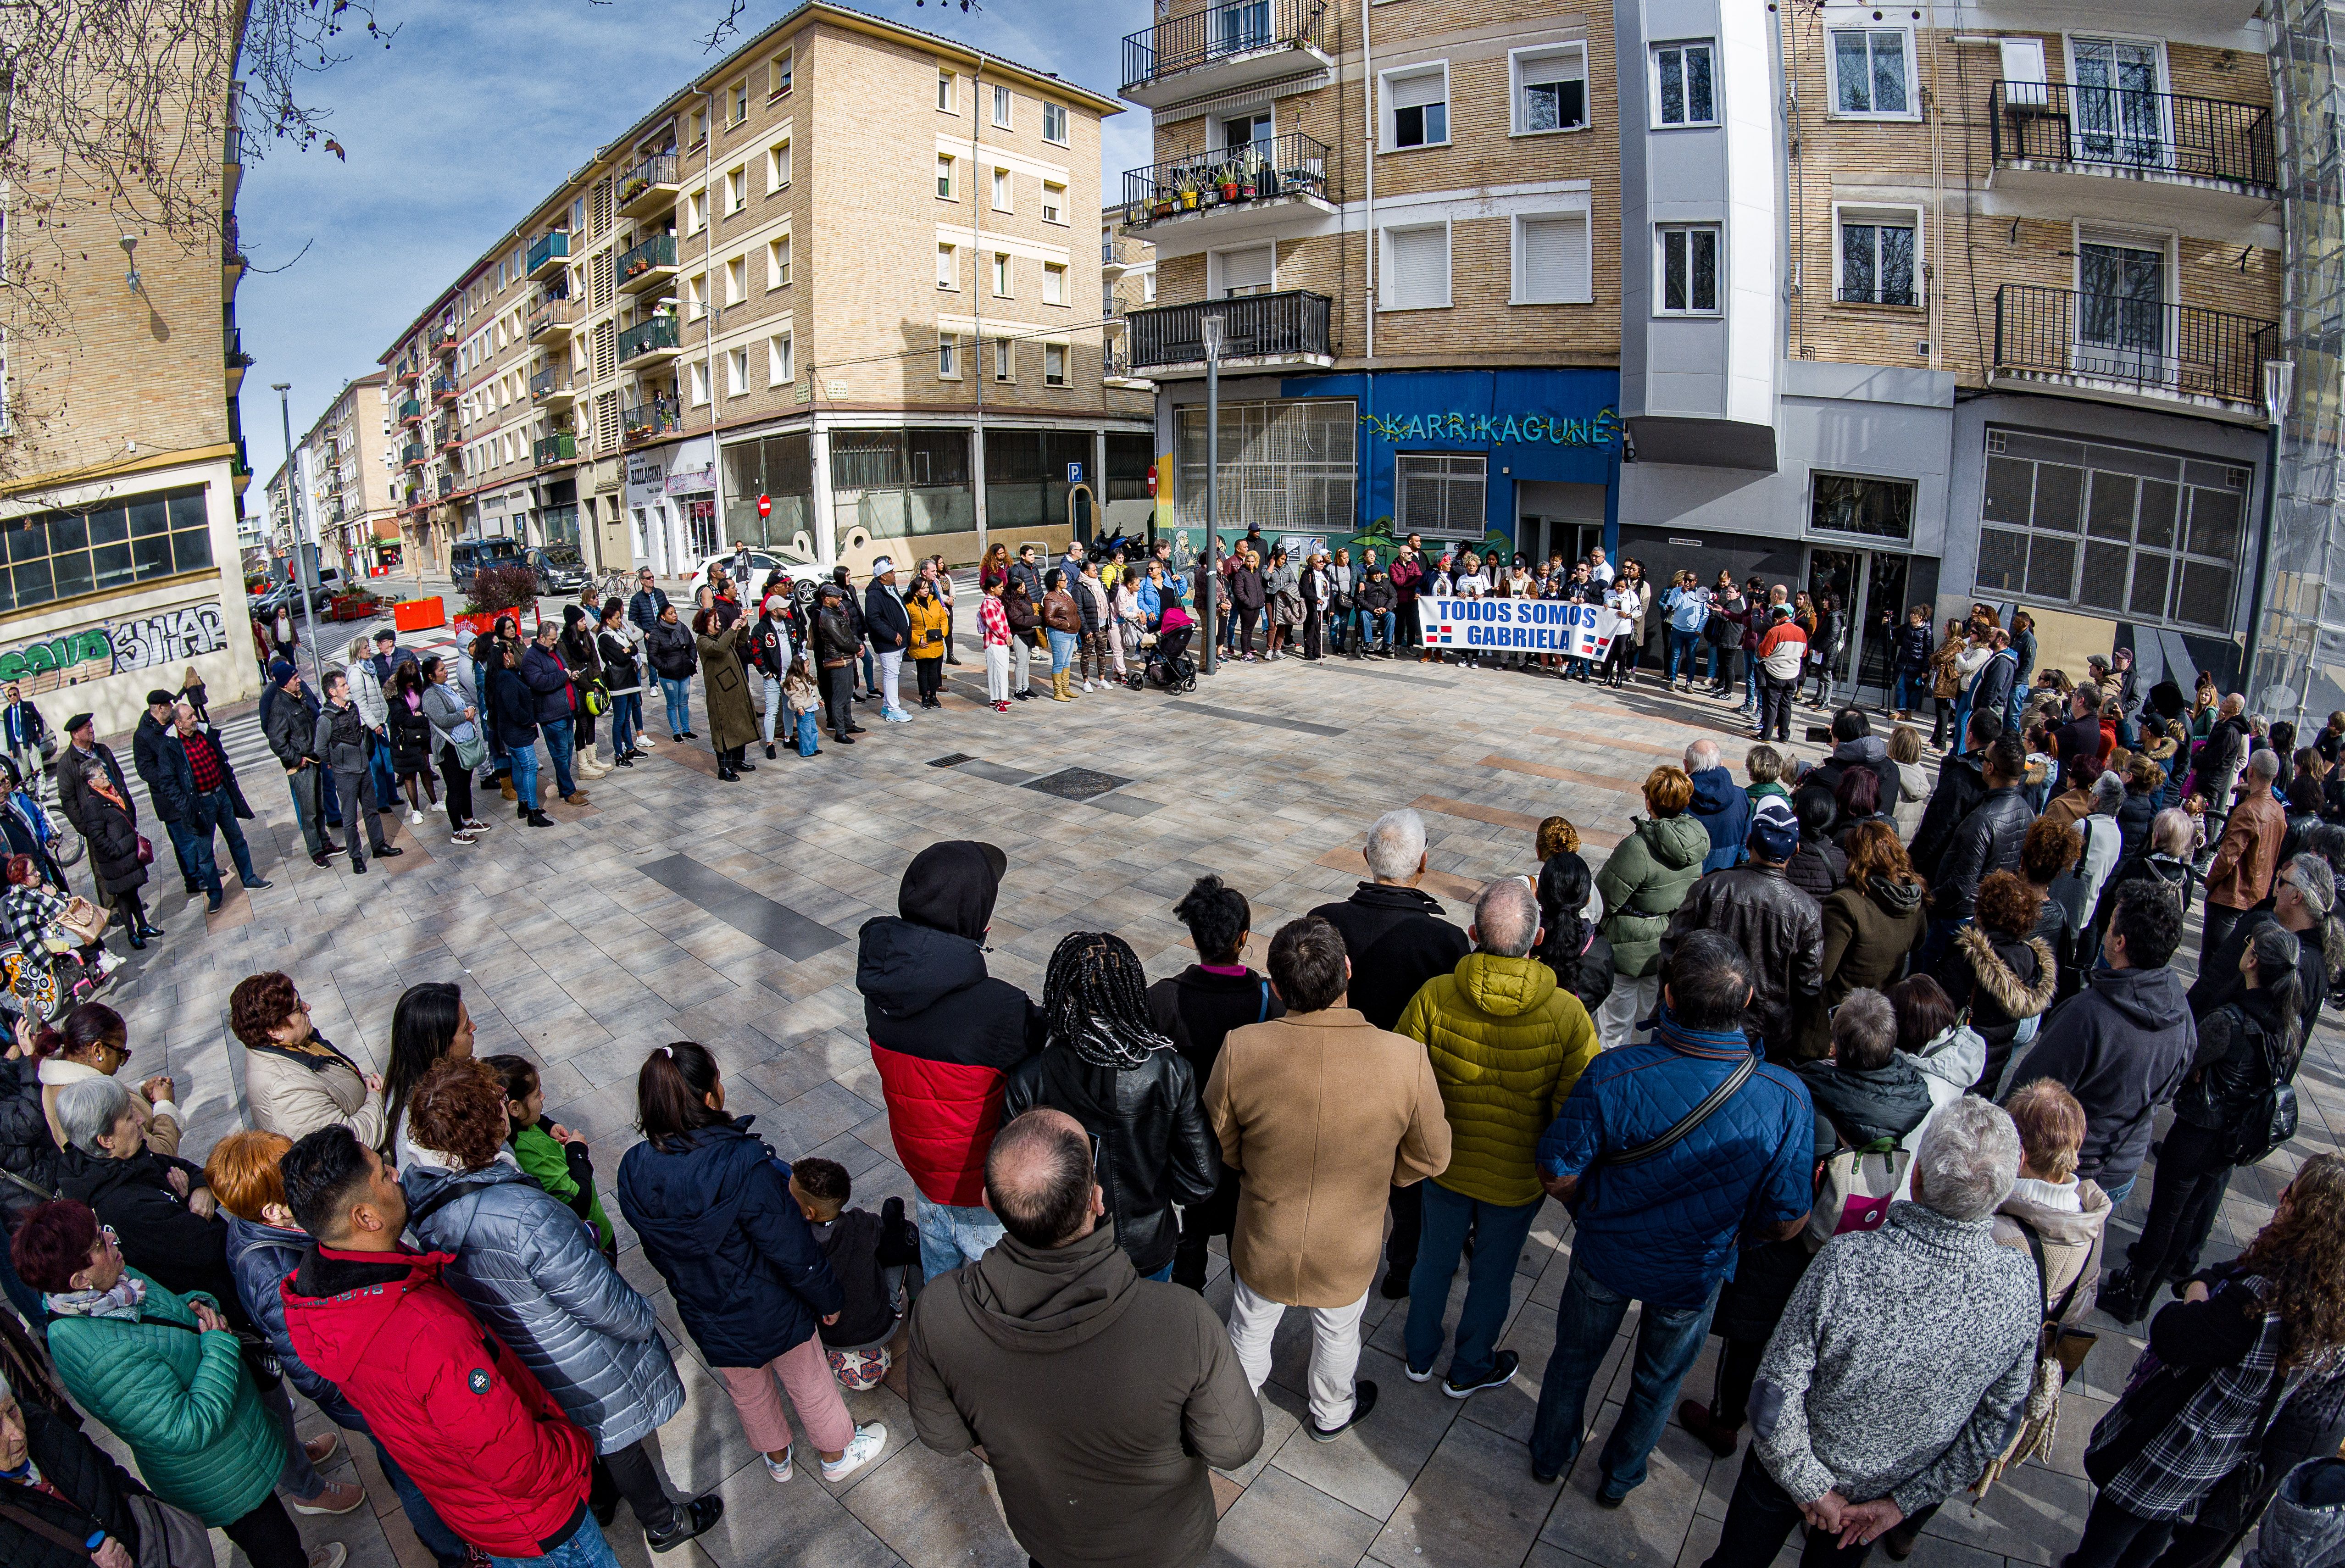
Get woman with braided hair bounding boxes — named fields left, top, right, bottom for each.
left=1003, top=932, right=1221, bottom=1280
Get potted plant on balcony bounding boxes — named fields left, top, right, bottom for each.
left=1245, top=145, right=1273, bottom=199
left=1178, top=170, right=1200, bottom=211
left=1219, top=161, right=1241, bottom=203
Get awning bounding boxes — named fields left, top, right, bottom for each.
left=1624, top=416, right=1778, bottom=472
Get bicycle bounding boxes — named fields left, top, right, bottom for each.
left=592, top=569, right=634, bottom=606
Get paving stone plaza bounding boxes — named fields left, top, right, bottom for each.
left=91, top=634, right=2330, bottom=1568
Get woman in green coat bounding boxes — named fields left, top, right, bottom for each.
left=1592, top=766, right=1712, bottom=1051
left=693, top=608, right=759, bottom=780
left=11, top=1199, right=337, bottom=1568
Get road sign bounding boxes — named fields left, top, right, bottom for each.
left=757, top=494, right=771, bottom=518
left=1066, top=461, right=1084, bottom=484
left=1146, top=463, right=1158, bottom=497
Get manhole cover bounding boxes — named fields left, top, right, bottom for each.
left=1023, top=767, right=1131, bottom=801
left=928, top=753, right=974, bottom=768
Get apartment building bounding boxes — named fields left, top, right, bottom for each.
left=0, top=4, right=260, bottom=734
left=267, top=373, right=404, bottom=579
left=379, top=1, right=1151, bottom=581
left=1100, top=203, right=1159, bottom=532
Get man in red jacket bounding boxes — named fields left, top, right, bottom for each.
left=277, top=1127, right=613, bottom=1568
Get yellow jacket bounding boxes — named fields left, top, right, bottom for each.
left=907, top=594, right=951, bottom=659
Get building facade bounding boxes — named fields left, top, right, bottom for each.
left=264, top=373, right=402, bottom=581
left=0, top=5, right=260, bottom=735
left=378, top=1, right=1154, bottom=583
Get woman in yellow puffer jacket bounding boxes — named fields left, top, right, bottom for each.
left=906, top=578, right=952, bottom=710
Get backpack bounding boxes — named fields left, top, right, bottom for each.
left=1805, top=1137, right=1912, bottom=1252
left=2231, top=1008, right=2301, bottom=1167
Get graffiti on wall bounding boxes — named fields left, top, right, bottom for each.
left=0, top=603, right=229, bottom=692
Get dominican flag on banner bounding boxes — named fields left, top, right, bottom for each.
left=1428, top=626, right=1457, bottom=645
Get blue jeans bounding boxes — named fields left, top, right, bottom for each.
left=1894, top=667, right=1923, bottom=713
left=608, top=691, right=641, bottom=756
left=1047, top=629, right=1077, bottom=674
left=1666, top=628, right=1700, bottom=684
left=490, top=1513, right=622, bottom=1568
left=657, top=676, right=692, bottom=737
left=915, top=1193, right=1005, bottom=1280
left=1367, top=609, right=1395, bottom=648
left=794, top=707, right=820, bottom=756
left=2101, top=1174, right=2137, bottom=1209
left=1529, top=1256, right=1720, bottom=1492
left=373, top=1437, right=468, bottom=1568
left=165, top=818, right=219, bottom=895
left=542, top=717, right=576, bottom=799
left=760, top=675, right=782, bottom=745
left=510, top=741, right=541, bottom=811
left=1404, top=1182, right=1542, bottom=1386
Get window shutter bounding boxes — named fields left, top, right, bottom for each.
left=1219, top=244, right=1274, bottom=294
left=1385, top=226, right=1448, bottom=308
left=1389, top=69, right=1444, bottom=111
left=1520, top=215, right=1589, bottom=304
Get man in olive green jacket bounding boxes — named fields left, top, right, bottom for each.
left=1395, top=878, right=1598, bottom=1399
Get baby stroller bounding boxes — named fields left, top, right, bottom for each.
left=1129, top=611, right=1198, bottom=694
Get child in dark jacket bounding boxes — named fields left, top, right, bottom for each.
left=786, top=1157, right=918, bottom=1391
left=489, top=1053, right=616, bottom=1261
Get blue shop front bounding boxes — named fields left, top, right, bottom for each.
left=1159, top=367, right=1621, bottom=563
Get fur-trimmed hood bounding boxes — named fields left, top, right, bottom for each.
left=1955, top=926, right=2057, bottom=1020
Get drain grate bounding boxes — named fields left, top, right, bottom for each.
left=1022, top=767, right=1131, bottom=802
left=928, top=753, right=975, bottom=768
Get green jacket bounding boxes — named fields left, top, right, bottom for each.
left=1396, top=953, right=1598, bottom=1207
left=44, top=1268, right=280, bottom=1526
left=1595, top=814, right=1712, bottom=978
left=512, top=1119, right=615, bottom=1249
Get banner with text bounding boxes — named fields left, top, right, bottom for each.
left=1418, top=596, right=1622, bottom=659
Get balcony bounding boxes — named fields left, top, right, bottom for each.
left=401, top=442, right=427, bottom=469
left=1128, top=289, right=1333, bottom=378
left=222, top=215, right=246, bottom=297
left=1990, top=284, right=2278, bottom=422
left=395, top=359, right=420, bottom=387
left=622, top=396, right=684, bottom=443
left=618, top=313, right=682, bottom=366
left=1103, top=239, right=1138, bottom=277
left=1989, top=81, right=2277, bottom=228
left=435, top=422, right=461, bottom=452
left=1103, top=343, right=1153, bottom=390
left=397, top=398, right=424, bottom=427
left=433, top=324, right=459, bottom=358
left=1121, top=0, right=1334, bottom=110
left=431, top=374, right=458, bottom=404
left=618, top=232, right=679, bottom=295
left=225, top=329, right=253, bottom=395
left=534, top=431, right=578, bottom=467
left=531, top=365, right=575, bottom=409
left=528, top=297, right=575, bottom=342
left=1122, top=133, right=1333, bottom=254
left=438, top=476, right=456, bottom=499
left=527, top=230, right=571, bottom=279
left=619, top=152, right=681, bottom=221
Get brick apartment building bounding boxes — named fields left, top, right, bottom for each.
left=263, top=372, right=405, bottom=583
left=0, top=3, right=261, bottom=734
left=379, top=0, right=1154, bottom=583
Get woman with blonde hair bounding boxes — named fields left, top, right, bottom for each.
left=1593, top=766, right=1711, bottom=1049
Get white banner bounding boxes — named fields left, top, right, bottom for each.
left=1418, top=595, right=1622, bottom=658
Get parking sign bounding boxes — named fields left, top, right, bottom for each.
left=1066, top=462, right=1084, bottom=484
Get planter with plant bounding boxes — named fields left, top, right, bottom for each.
left=1219, top=161, right=1241, bottom=202
left=1178, top=170, right=1199, bottom=210
left=453, top=564, right=539, bottom=640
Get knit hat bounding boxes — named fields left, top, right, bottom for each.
left=1749, top=796, right=1799, bottom=860
left=268, top=659, right=297, bottom=685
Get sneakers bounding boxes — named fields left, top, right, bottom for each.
left=1444, top=1349, right=1520, bottom=1399
left=450, top=830, right=479, bottom=846
left=883, top=708, right=913, bottom=723
left=820, top=1422, right=887, bottom=1483
left=1404, top=1362, right=1434, bottom=1383
left=764, top=1447, right=793, bottom=1484
left=646, top=1494, right=722, bottom=1554
left=307, top=1547, right=348, bottom=1568
left=304, top=1433, right=342, bottom=1465
left=462, top=817, right=493, bottom=834
left=407, top=809, right=425, bottom=825
left=1379, top=1265, right=1412, bottom=1300
left=1308, top=1380, right=1378, bottom=1442
left=291, top=1480, right=366, bottom=1517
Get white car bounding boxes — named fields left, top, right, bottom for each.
left=687, top=550, right=802, bottom=603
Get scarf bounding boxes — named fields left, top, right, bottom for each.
left=43, top=1274, right=144, bottom=1320
left=83, top=767, right=127, bottom=816
left=1649, top=1004, right=1752, bottom=1062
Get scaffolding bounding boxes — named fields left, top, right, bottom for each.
left=2253, top=1, right=2345, bottom=725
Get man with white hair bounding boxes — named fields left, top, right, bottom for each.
left=2202, top=745, right=2286, bottom=960
left=1700, top=1096, right=2039, bottom=1563
left=1683, top=737, right=1749, bottom=874
left=1309, top=808, right=1471, bottom=1298
left=1393, top=878, right=1597, bottom=1399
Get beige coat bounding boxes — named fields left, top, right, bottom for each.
left=243, top=1041, right=384, bottom=1149
left=1204, top=1008, right=1451, bottom=1307
left=39, top=1056, right=178, bottom=1158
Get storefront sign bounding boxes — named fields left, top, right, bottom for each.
left=624, top=454, right=667, bottom=507
left=1361, top=408, right=1623, bottom=449
left=665, top=468, right=715, bottom=497
left=1417, top=595, right=1620, bottom=657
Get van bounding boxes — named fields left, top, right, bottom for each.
left=450, top=536, right=526, bottom=596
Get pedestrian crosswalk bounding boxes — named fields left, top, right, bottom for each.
left=212, top=711, right=279, bottom=782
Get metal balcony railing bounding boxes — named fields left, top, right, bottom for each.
left=225, top=329, right=253, bottom=370
left=401, top=442, right=427, bottom=467
left=527, top=231, right=571, bottom=276
left=534, top=431, right=578, bottom=466
left=1123, top=133, right=1331, bottom=226
left=1128, top=289, right=1332, bottom=369
left=438, top=476, right=455, bottom=498
left=527, top=297, right=574, bottom=337
left=619, top=152, right=680, bottom=211
left=530, top=365, right=571, bottom=401
left=1989, top=80, right=2277, bottom=192
left=431, top=374, right=457, bottom=402
left=1122, top=0, right=1327, bottom=93
left=618, top=232, right=678, bottom=286
left=395, top=359, right=419, bottom=385
left=618, top=314, right=681, bottom=362
left=1992, top=284, right=2278, bottom=406
left=397, top=398, right=424, bottom=424
left=622, top=397, right=684, bottom=441
left=1104, top=239, right=1134, bottom=266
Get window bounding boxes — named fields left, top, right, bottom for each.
left=993, top=337, right=1013, bottom=382
left=768, top=333, right=793, bottom=386
left=1837, top=208, right=1917, bottom=305
left=767, top=139, right=790, bottom=191
left=689, top=190, right=707, bottom=234
left=993, top=253, right=1012, bottom=296
left=1043, top=262, right=1066, bottom=305
left=1222, top=110, right=1273, bottom=154
left=769, top=50, right=793, bottom=98
left=1142, top=271, right=1156, bottom=303
left=0, top=485, right=215, bottom=611
left=496, top=261, right=506, bottom=292
left=1512, top=212, right=1592, bottom=304
left=1656, top=224, right=1720, bottom=313
left=939, top=333, right=961, bottom=378
left=1383, top=65, right=1449, bottom=150
left=1045, top=343, right=1067, bottom=386
left=728, top=79, right=748, bottom=125
left=1975, top=427, right=2249, bottom=630
left=936, top=155, right=955, bottom=199
left=686, top=271, right=707, bottom=321
left=1832, top=29, right=1912, bottom=116
left=1043, top=101, right=1068, bottom=143
left=1381, top=224, right=1450, bottom=310
left=938, top=69, right=955, bottom=112
left=992, top=167, right=1011, bottom=211
left=726, top=167, right=746, bottom=214
left=937, top=243, right=957, bottom=289
left=1652, top=41, right=1717, bottom=126
left=1512, top=45, right=1588, bottom=133
left=1041, top=181, right=1065, bottom=223
left=690, top=360, right=711, bottom=406
left=992, top=84, right=1012, bottom=128
left=1214, top=243, right=1274, bottom=298
left=1810, top=473, right=1915, bottom=540
left=1397, top=453, right=1487, bottom=536
left=689, top=106, right=709, bottom=146
left=768, top=235, right=791, bottom=288
left=725, top=256, right=746, bottom=306
left=728, top=347, right=749, bottom=396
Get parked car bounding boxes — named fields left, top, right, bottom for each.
left=688, top=550, right=789, bottom=603
left=527, top=545, right=588, bottom=596
left=450, top=536, right=527, bottom=596
left=252, top=568, right=344, bottom=620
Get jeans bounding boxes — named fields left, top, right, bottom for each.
left=608, top=691, right=641, bottom=756
left=1700, top=1449, right=1876, bottom=1568
left=1368, top=609, right=1396, bottom=649
left=510, top=741, right=541, bottom=811
left=488, top=1512, right=625, bottom=1568
left=915, top=1193, right=1004, bottom=1280
left=195, top=788, right=260, bottom=883
left=1667, top=628, right=1700, bottom=684
left=1529, top=1257, right=1721, bottom=1492
left=2100, top=1173, right=2138, bottom=1210
left=262, top=1377, right=326, bottom=1500
left=542, top=716, right=577, bottom=799
left=1894, top=667, right=1923, bottom=713
left=166, top=818, right=220, bottom=897
left=1230, top=1275, right=1369, bottom=1429
left=1404, top=1181, right=1542, bottom=1387
left=657, top=675, right=692, bottom=737
left=821, top=664, right=855, bottom=735
left=1047, top=628, right=1077, bottom=674
left=760, top=675, right=783, bottom=745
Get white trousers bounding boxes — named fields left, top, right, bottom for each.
left=878, top=650, right=905, bottom=713
left=1012, top=637, right=1032, bottom=691
left=984, top=644, right=1011, bottom=702
left=1227, top=1273, right=1369, bottom=1429
left=1595, top=971, right=1661, bottom=1051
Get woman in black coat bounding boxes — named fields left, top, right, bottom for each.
left=1937, top=870, right=2056, bottom=1099
left=1534, top=851, right=1615, bottom=1014
left=0, top=1382, right=152, bottom=1568
left=61, top=755, right=147, bottom=948
left=383, top=663, right=437, bottom=819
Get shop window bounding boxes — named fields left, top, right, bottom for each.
left=1652, top=41, right=1716, bottom=127
left=1810, top=473, right=1914, bottom=541
left=1397, top=453, right=1487, bottom=537
left=1174, top=397, right=1357, bottom=534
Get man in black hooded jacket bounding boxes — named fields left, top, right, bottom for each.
left=857, top=840, right=1045, bottom=1280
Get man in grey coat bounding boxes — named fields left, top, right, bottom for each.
left=314, top=670, right=398, bottom=872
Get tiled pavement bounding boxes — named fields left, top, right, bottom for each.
left=81, top=636, right=2341, bottom=1568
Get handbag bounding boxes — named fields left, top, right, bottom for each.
left=133, top=835, right=152, bottom=867
left=1805, top=1137, right=1913, bottom=1251
left=2016, top=1219, right=2099, bottom=1384
left=126, top=1494, right=216, bottom=1568
left=57, top=896, right=108, bottom=945
left=583, top=680, right=609, bottom=718
left=453, top=728, right=489, bottom=772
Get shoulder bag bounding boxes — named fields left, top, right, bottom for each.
left=1592, top=1051, right=1756, bottom=1172
left=2016, top=1219, right=2099, bottom=1383
left=1804, top=1137, right=1913, bottom=1251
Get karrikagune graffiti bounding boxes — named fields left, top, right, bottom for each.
left=0, top=602, right=229, bottom=691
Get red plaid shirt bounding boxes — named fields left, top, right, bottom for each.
left=183, top=728, right=225, bottom=793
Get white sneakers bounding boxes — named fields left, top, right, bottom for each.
left=820, top=1422, right=887, bottom=1483
left=764, top=1446, right=793, bottom=1484
left=407, top=809, right=425, bottom=825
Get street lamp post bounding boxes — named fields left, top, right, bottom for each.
left=1199, top=313, right=1224, bottom=678
left=2243, top=357, right=2294, bottom=707
left=273, top=383, right=323, bottom=685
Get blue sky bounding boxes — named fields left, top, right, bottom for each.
left=238, top=0, right=1150, bottom=484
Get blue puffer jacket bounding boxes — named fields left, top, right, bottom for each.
left=615, top=1117, right=843, bottom=1370
left=402, top=1158, right=683, bottom=1455
left=224, top=1212, right=367, bottom=1430
left=1687, top=766, right=1750, bottom=874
